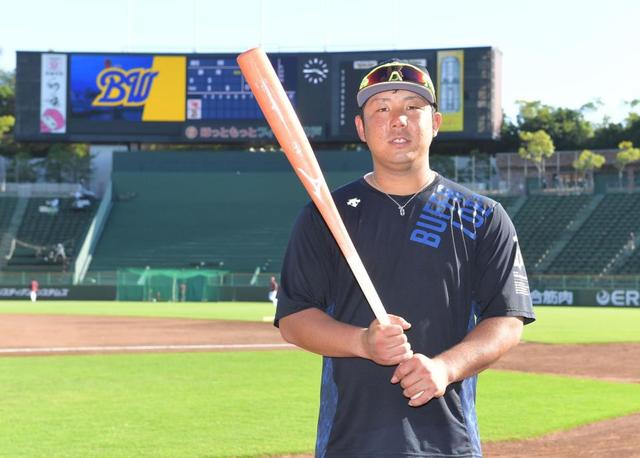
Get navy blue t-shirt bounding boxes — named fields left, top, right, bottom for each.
left=276, top=174, right=535, bottom=458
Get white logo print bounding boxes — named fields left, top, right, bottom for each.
left=347, top=198, right=361, bottom=208
left=596, top=290, right=610, bottom=305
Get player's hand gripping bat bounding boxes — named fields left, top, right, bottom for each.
left=237, top=48, right=389, bottom=325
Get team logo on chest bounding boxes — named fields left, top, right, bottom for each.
left=347, top=198, right=361, bottom=208
left=410, top=185, right=493, bottom=248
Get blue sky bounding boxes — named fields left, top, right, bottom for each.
left=1, top=0, right=638, bottom=122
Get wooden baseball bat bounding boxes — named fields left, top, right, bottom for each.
left=237, top=47, right=389, bottom=325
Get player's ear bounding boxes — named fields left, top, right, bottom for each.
left=355, top=114, right=367, bottom=143
left=432, top=110, right=443, bottom=137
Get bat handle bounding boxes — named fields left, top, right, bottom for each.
left=345, top=254, right=390, bottom=325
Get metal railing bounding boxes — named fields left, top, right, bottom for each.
left=0, top=271, right=74, bottom=286
left=529, top=274, right=640, bottom=290
left=2, top=271, right=639, bottom=290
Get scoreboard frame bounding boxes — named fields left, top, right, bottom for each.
left=15, top=47, right=502, bottom=144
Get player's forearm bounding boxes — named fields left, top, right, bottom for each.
left=434, top=316, right=524, bottom=384
left=279, top=307, right=367, bottom=358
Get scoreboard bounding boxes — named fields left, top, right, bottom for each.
left=15, top=47, right=502, bottom=144
left=186, top=57, right=297, bottom=120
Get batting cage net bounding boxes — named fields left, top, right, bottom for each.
left=116, top=268, right=227, bottom=302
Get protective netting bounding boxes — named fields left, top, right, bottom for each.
left=116, top=268, right=228, bottom=302
left=5, top=238, right=69, bottom=264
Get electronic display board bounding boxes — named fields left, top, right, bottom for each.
left=15, top=48, right=502, bottom=144
left=186, top=56, right=296, bottom=120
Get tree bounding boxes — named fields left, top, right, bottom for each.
left=572, top=149, right=605, bottom=189
left=43, top=144, right=92, bottom=183
left=8, top=151, right=38, bottom=182
left=591, top=99, right=640, bottom=149
left=0, top=69, right=15, bottom=116
left=514, top=100, right=593, bottom=150
left=0, top=70, right=16, bottom=155
left=615, top=141, right=640, bottom=189
left=0, top=115, right=14, bottom=139
left=518, top=130, right=555, bottom=185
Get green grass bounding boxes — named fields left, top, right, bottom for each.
left=478, top=370, right=640, bottom=441
left=523, top=306, right=640, bottom=344
left=0, top=301, right=275, bottom=321
left=1, top=303, right=640, bottom=455
left=1, top=351, right=640, bottom=457
left=0, top=351, right=320, bottom=458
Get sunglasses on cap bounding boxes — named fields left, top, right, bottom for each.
left=356, top=60, right=437, bottom=109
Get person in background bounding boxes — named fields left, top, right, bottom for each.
left=30, top=279, right=39, bottom=303
left=268, top=276, right=278, bottom=307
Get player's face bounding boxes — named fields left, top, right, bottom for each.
left=355, top=89, right=442, bottom=173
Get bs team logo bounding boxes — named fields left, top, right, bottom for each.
left=70, top=55, right=186, bottom=122
left=92, top=68, right=159, bottom=107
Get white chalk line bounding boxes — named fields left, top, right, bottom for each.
left=0, top=343, right=295, bottom=354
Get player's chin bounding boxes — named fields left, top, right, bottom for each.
left=386, top=151, right=422, bottom=167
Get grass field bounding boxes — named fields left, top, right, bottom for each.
left=0, top=300, right=276, bottom=321
left=522, top=306, right=640, bottom=343
left=1, top=302, right=640, bottom=456
left=1, top=351, right=639, bottom=457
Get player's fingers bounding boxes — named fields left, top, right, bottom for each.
left=408, top=388, right=435, bottom=407
left=386, top=343, right=413, bottom=364
left=398, top=370, right=422, bottom=391
left=387, top=314, right=412, bottom=330
left=379, top=324, right=407, bottom=338
left=390, top=357, right=417, bottom=383
left=383, top=332, right=408, bottom=349
left=369, top=319, right=404, bottom=337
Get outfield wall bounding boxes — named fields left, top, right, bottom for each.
left=1, top=284, right=639, bottom=306
left=0, top=285, right=116, bottom=300
left=531, top=288, right=640, bottom=307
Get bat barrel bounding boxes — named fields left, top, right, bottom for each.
left=237, top=48, right=390, bottom=325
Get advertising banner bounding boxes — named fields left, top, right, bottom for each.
left=531, top=288, right=640, bottom=307
left=40, top=54, right=67, bottom=133
left=0, top=286, right=116, bottom=301
left=437, top=50, right=464, bottom=132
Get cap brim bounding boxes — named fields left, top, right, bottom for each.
left=357, top=82, right=435, bottom=108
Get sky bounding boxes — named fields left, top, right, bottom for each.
left=1, top=0, right=639, bottom=122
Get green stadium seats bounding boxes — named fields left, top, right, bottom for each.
left=547, top=193, right=640, bottom=274
left=5, top=197, right=97, bottom=272
left=89, top=151, right=371, bottom=274
left=90, top=171, right=363, bottom=273
left=85, top=152, right=640, bottom=277
left=510, top=194, right=592, bottom=272
left=0, top=197, right=18, bottom=231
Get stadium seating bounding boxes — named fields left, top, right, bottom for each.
left=510, top=194, right=592, bottom=271
left=0, top=197, right=18, bottom=231
left=489, top=194, right=523, bottom=216
left=60, top=152, right=640, bottom=277
left=617, top=247, right=640, bottom=274
left=5, top=197, right=97, bottom=271
left=547, top=193, right=640, bottom=274
left=89, top=151, right=371, bottom=273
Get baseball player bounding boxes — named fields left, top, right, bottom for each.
left=268, top=276, right=279, bottom=307
left=275, top=59, right=535, bottom=457
left=30, top=279, right=39, bottom=302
